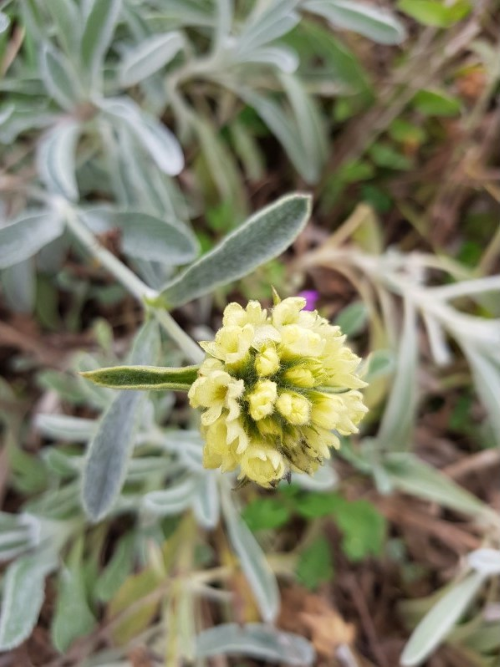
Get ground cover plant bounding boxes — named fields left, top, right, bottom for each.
left=0, top=1, right=499, bottom=666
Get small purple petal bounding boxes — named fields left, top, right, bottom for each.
left=298, top=290, right=319, bottom=311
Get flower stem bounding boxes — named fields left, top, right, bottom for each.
left=60, top=200, right=204, bottom=364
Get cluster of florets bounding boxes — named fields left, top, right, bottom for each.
left=188, top=296, right=368, bottom=487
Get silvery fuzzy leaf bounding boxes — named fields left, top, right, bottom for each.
left=0, top=210, right=64, bottom=269
left=40, top=43, right=85, bottom=111
left=37, top=121, right=81, bottom=200
left=235, top=46, right=299, bottom=73
left=222, top=492, right=280, bottom=623
left=377, top=297, right=418, bottom=450
left=0, top=550, right=58, bottom=650
left=119, top=31, right=184, bottom=87
left=82, top=390, right=143, bottom=522
left=304, top=0, right=406, bottom=45
left=1, top=259, right=35, bottom=313
left=236, top=1, right=300, bottom=56
left=36, top=414, right=97, bottom=442
left=80, top=0, right=122, bottom=86
left=196, top=623, right=315, bottom=665
left=0, top=11, right=10, bottom=34
left=45, top=0, right=82, bottom=56
left=159, top=194, right=311, bottom=307
left=143, top=476, right=197, bottom=516
left=100, top=97, right=184, bottom=176
left=192, top=472, right=220, bottom=529
left=401, top=572, right=486, bottom=666
left=80, top=208, right=198, bottom=265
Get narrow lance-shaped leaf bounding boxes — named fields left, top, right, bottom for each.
left=81, top=364, right=199, bottom=391
left=221, top=488, right=280, bottom=623
left=384, top=454, right=490, bottom=519
left=0, top=211, right=64, bottom=269
left=100, top=97, right=184, bottom=176
left=82, top=390, right=143, bottom=522
left=0, top=551, right=58, bottom=651
left=51, top=541, right=96, bottom=652
left=37, top=121, right=81, bottom=200
left=196, top=623, right=315, bottom=666
left=81, top=320, right=161, bottom=521
left=81, top=209, right=199, bottom=265
left=40, top=44, right=85, bottom=111
left=119, top=32, right=184, bottom=87
left=45, top=0, right=82, bottom=56
left=377, top=297, right=418, bottom=450
left=304, top=0, right=406, bottom=45
left=159, top=194, right=312, bottom=308
left=401, top=572, right=486, bottom=666
left=80, top=0, right=122, bottom=86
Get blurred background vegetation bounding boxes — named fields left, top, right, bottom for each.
left=0, top=1, right=499, bottom=666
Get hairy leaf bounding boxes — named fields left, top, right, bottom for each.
left=0, top=551, right=57, bottom=650
left=305, top=0, right=406, bottom=44
left=159, top=194, right=311, bottom=307
left=401, top=572, right=485, bottom=666
left=196, top=623, right=315, bottom=665
left=222, top=492, right=280, bottom=622
left=120, top=32, right=184, bottom=86
left=37, top=121, right=81, bottom=200
left=81, top=364, right=199, bottom=391
left=0, top=211, right=64, bottom=269
left=80, top=0, right=122, bottom=85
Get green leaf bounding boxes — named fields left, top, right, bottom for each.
left=294, top=493, right=386, bottom=561
left=368, top=143, right=413, bottom=170
left=398, top=0, right=471, bottom=28
left=335, top=301, right=368, bottom=336
left=81, top=209, right=199, bottom=265
left=412, top=89, right=462, bottom=117
left=95, top=533, right=134, bottom=602
left=45, top=0, right=81, bottom=56
left=334, top=500, right=386, bottom=561
left=304, top=0, right=406, bottom=45
left=159, top=194, right=312, bottom=307
left=37, top=121, right=81, bottom=200
left=363, top=349, right=395, bottom=382
left=196, top=624, right=314, bottom=665
left=401, top=572, right=485, bottom=666
left=51, top=551, right=96, bottom=652
left=0, top=210, right=64, bottom=269
left=108, top=567, right=162, bottom=645
left=0, top=551, right=57, bottom=650
left=297, top=536, right=334, bottom=590
left=81, top=364, right=199, bottom=391
left=80, top=0, right=122, bottom=85
left=120, top=32, right=184, bottom=87
left=242, top=497, right=291, bottom=531
left=40, top=43, right=85, bottom=110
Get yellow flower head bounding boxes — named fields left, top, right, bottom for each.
left=190, top=296, right=368, bottom=487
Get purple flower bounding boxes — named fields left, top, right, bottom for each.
left=298, top=290, right=319, bottom=311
